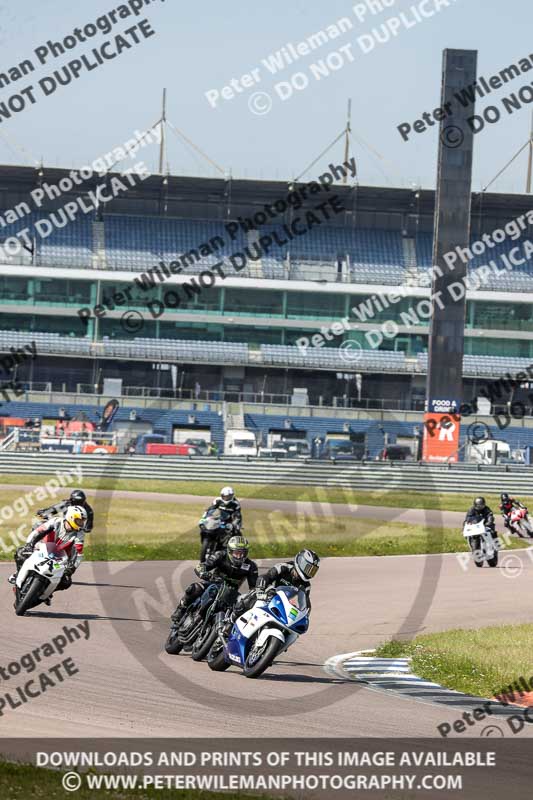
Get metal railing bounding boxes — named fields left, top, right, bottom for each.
left=0, top=452, right=532, bottom=492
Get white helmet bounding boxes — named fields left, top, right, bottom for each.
left=220, top=486, right=235, bottom=502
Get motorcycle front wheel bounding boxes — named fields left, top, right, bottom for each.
left=191, top=622, right=218, bottom=662
left=165, top=624, right=183, bottom=654
left=207, top=642, right=231, bottom=671
left=15, top=575, right=47, bottom=616
left=243, top=637, right=282, bottom=679
left=469, top=536, right=484, bottom=568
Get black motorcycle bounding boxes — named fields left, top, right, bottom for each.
left=164, top=570, right=239, bottom=660
left=199, top=507, right=239, bottom=560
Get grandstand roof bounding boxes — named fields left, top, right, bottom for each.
left=0, top=164, right=531, bottom=229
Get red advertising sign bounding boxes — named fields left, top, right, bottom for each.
left=422, top=412, right=461, bottom=463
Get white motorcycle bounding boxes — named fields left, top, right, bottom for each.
left=14, top=541, right=71, bottom=616
left=463, top=519, right=499, bottom=568
left=207, top=586, right=310, bottom=678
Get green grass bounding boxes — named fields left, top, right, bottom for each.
left=0, top=486, right=527, bottom=561
left=375, top=623, right=533, bottom=699
left=0, top=760, right=270, bottom=800
left=0, top=471, right=505, bottom=512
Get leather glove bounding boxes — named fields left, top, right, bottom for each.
left=255, top=590, right=268, bottom=601
left=21, top=544, right=34, bottom=557
left=195, top=563, right=209, bottom=580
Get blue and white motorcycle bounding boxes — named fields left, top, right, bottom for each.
left=207, top=585, right=309, bottom=678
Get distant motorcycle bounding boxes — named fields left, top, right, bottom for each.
left=164, top=571, right=238, bottom=659
left=14, top=540, right=71, bottom=616
left=462, top=520, right=499, bottom=568
left=199, top=508, right=236, bottom=559
left=207, top=585, right=309, bottom=679
left=508, top=506, right=533, bottom=538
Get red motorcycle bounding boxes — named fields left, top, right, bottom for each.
left=508, top=506, right=533, bottom=538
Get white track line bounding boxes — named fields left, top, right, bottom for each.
left=323, top=651, right=532, bottom=718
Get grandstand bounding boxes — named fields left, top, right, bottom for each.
left=1, top=164, right=533, bottom=458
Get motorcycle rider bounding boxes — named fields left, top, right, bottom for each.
left=207, top=487, right=242, bottom=530
left=464, top=497, right=496, bottom=533
left=171, top=535, right=258, bottom=625
left=198, top=506, right=238, bottom=562
left=499, top=492, right=527, bottom=532
left=33, top=489, right=94, bottom=532
left=220, top=548, right=320, bottom=635
left=8, top=505, right=89, bottom=594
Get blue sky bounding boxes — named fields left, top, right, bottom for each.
left=0, top=0, right=531, bottom=193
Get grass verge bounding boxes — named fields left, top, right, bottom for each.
left=0, top=489, right=526, bottom=561
left=375, top=623, right=533, bottom=699
left=0, top=472, right=505, bottom=512
left=0, top=759, right=268, bottom=800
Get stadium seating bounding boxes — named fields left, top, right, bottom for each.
left=1, top=327, right=530, bottom=379
left=103, top=215, right=247, bottom=271
left=2, top=207, right=533, bottom=294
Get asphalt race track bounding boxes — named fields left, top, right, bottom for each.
left=1, top=548, right=533, bottom=740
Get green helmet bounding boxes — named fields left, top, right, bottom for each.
left=227, top=535, right=249, bottom=566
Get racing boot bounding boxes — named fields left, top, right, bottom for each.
left=218, top=609, right=235, bottom=639
left=7, top=573, right=16, bottom=585
left=171, top=600, right=188, bottom=625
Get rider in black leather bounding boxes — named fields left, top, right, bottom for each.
left=198, top=508, right=236, bottom=562
left=171, top=536, right=257, bottom=624
left=208, top=487, right=242, bottom=528
left=35, top=489, right=94, bottom=532
left=222, top=549, right=320, bottom=633
left=465, top=497, right=496, bottom=532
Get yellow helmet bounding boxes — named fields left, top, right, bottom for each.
left=64, top=505, right=88, bottom=531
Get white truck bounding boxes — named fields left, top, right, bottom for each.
left=224, top=428, right=258, bottom=457
left=465, top=439, right=511, bottom=465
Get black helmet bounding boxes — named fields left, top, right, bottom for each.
left=293, top=549, right=320, bottom=581
left=501, top=493, right=510, bottom=503
left=227, top=535, right=249, bottom=566
left=474, top=497, right=486, bottom=511
left=70, top=489, right=86, bottom=505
